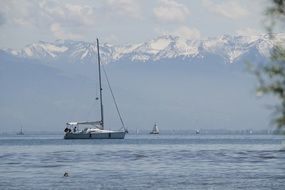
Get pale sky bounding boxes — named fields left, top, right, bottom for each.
left=0, top=0, right=268, bottom=49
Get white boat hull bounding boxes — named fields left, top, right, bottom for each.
left=64, top=131, right=126, bottom=139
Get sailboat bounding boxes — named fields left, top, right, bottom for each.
left=150, top=123, right=159, bottom=134
left=17, top=128, right=24, bottom=135
left=64, top=39, right=127, bottom=139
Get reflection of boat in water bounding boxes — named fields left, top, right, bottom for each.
left=17, top=128, right=24, bottom=135
left=64, top=39, right=127, bottom=139
left=150, top=123, right=159, bottom=134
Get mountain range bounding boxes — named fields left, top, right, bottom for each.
left=0, top=34, right=282, bottom=132
left=3, top=34, right=284, bottom=65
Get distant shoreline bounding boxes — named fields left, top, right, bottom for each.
left=0, top=129, right=280, bottom=135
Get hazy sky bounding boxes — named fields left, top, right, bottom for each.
left=0, top=0, right=267, bottom=49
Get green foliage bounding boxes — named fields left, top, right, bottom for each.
left=266, top=0, right=285, bottom=33
left=256, top=0, right=285, bottom=132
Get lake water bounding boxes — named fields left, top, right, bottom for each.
left=0, top=134, right=284, bottom=190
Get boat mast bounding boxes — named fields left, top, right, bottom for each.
left=97, top=38, right=104, bottom=129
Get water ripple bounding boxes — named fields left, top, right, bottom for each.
left=0, top=134, right=284, bottom=190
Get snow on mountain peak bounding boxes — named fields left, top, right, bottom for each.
left=9, top=41, right=69, bottom=59
left=4, top=34, right=281, bottom=64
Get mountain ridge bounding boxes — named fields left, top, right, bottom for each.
left=3, top=34, right=285, bottom=64
left=0, top=34, right=279, bottom=131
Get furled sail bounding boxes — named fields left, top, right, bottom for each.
left=66, top=121, right=102, bottom=126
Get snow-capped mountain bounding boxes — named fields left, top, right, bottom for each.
left=1, top=34, right=283, bottom=132
left=3, top=34, right=284, bottom=64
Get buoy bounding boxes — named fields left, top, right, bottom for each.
left=64, top=172, right=69, bottom=177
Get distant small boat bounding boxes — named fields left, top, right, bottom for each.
left=150, top=123, right=159, bottom=134
left=17, top=128, right=24, bottom=135
left=136, top=129, right=139, bottom=135
left=195, top=129, right=200, bottom=134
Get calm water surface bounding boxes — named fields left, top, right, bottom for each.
left=0, top=134, right=284, bottom=190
